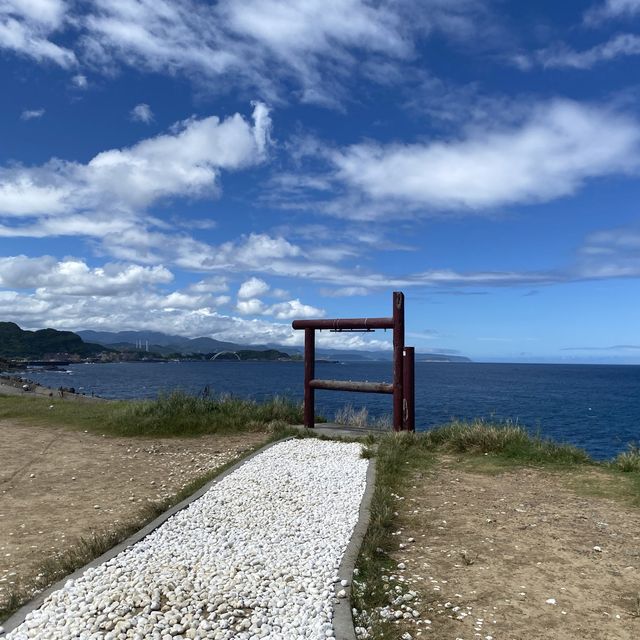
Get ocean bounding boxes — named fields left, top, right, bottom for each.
left=17, top=361, right=640, bottom=460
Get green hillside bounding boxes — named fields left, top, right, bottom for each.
left=0, top=322, right=107, bottom=359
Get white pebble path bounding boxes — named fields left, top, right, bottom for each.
left=6, top=439, right=369, bottom=640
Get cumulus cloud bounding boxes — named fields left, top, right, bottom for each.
left=236, top=296, right=324, bottom=320
left=1, top=104, right=270, bottom=215
left=20, top=108, right=45, bottom=120
left=331, top=100, right=640, bottom=213
left=266, top=299, right=323, bottom=320
left=0, top=255, right=327, bottom=347
left=236, top=297, right=266, bottom=315
left=130, top=103, right=154, bottom=123
left=176, top=233, right=301, bottom=272
left=0, top=255, right=173, bottom=294
left=0, top=0, right=76, bottom=66
left=235, top=276, right=324, bottom=320
left=0, top=104, right=271, bottom=248
left=0, top=176, right=71, bottom=217
left=238, top=277, right=270, bottom=299
left=45, top=304, right=381, bottom=351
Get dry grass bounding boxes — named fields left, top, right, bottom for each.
left=611, top=443, right=640, bottom=472
left=335, top=404, right=392, bottom=431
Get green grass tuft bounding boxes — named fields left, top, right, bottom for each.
left=419, top=419, right=591, bottom=465
left=105, top=391, right=303, bottom=437
left=611, top=443, right=640, bottom=472
left=0, top=391, right=303, bottom=437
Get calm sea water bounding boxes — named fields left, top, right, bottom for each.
left=17, top=361, right=640, bottom=460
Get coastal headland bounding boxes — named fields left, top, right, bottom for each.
left=0, top=390, right=638, bottom=639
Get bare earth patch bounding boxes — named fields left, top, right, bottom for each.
left=386, top=458, right=640, bottom=640
left=0, top=420, right=266, bottom=610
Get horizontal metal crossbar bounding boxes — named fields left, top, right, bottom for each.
left=309, top=379, right=394, bottom=394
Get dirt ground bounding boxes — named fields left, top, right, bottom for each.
left=386, top=457, right=640, bottom=640
left=0, top=420, right=267, bottom=610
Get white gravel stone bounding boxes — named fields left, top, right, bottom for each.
left=6, top=440, right=369, bottom=640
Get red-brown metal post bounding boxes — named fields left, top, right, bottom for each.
left=403, top=347, right=415, bottom=432
left=304, top=327, right=315, bottom=428
left=392, top=291, right=405, bottom=432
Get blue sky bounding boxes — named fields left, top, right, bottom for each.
left=1, top=0, right=640, bottom=363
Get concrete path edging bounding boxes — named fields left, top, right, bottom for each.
left=334, top=456, right=377, bottom=640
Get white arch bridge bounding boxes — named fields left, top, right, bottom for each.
left=209, top=351, right=241, bottom=361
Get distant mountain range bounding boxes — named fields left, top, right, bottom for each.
left=0, top=323, right=470, bottom=362
left=77, top=329, right=471, bottom=362
left=78, top=330, right=241, bottom=355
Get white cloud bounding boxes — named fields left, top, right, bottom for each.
left=20, top=108, right=45, bottom=120
left=188, top=276, right=229, bottom=294
left=78, top=0, right=415, bottom=105
left=0, top=1, right=502, bottom=107
left=250, top=100, right=272, bottom=155
left=0, top=104, right=271, bottom=248
left=83, top=106, right=268, bottom=209
left=238, top=276, right=270, bottom=299
left=236, top=298, right=266, bottom=315
left=0, top=255, right=173, bottom=295
left=577, top=225, right=640, bottom=279
left=177, top=233, right=301, bottom=271
left=321, top=286, right=370, bottom=297
left=0, top=176, right=70, bottom=216
left=331, top=100, right=640, bottom=212
left=221, top=0, right=410, bottom=59
left=162, top=291, right=212, bottom=310
left=0, top=0, right=76, bottom=66
left=71, top=73, right=87, bottom=88
left=4, top=0, right=66, bottom=27
left=1, top=104, right=270, bottom=215
left=266, top=298, right=324, bottom=320
left=235, top=287, right=324, bottom=321
left=535, top=34, right=640, bottom=69
left=584, top=0, right=640, bottom=23
left=130, top=103, right=154, bottom=123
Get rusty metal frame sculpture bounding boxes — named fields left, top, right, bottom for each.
left=292, top=291, right=415, bottom=431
